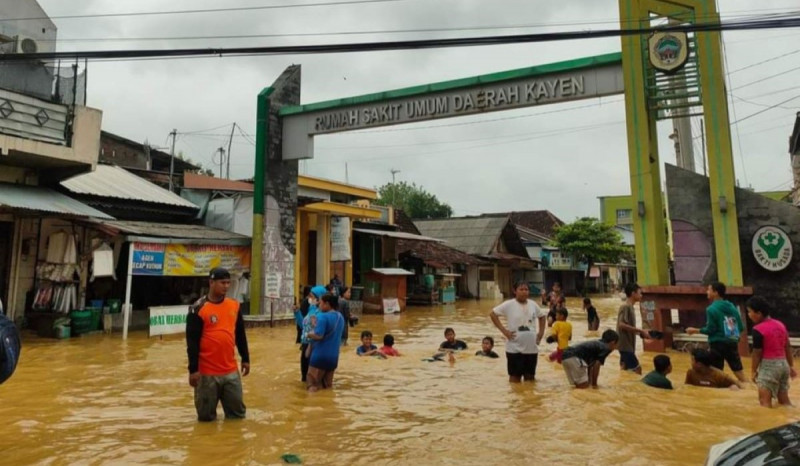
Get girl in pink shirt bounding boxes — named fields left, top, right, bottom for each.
left=747, top=296, right=797, bottom=408
left=379, top=334, right=401, bottom=357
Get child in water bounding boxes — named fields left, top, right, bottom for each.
left=584, top=297, right=599, bottom=331
left=642, top=354, right=673, bottom=390
left=475, top=336, right=500, bottom=358
left=547, top=308, right=572, bottom=363
left=379, top=334, right=401, bottom=357
left=356, top=330, right=385, bottom=358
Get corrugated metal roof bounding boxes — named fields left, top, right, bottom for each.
left=61, top=165, right=199, bottom=209
left=0, top=183, right=114, bottom=219
left=97, top=220, right=249, bottom=241
left=414, top=217, right=508, bottom=255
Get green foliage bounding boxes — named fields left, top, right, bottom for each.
left=374, top=181, right=453, bottom=219
left=552, top=217, right=629, bottom=268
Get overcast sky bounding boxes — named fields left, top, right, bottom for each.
left=36, top=0, right=800, bottom=221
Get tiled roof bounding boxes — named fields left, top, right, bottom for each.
left=397, top=239, right=487, bottom=266
left=183, top=173, right=254, bottom=192
left=481, top=210, right=564, bottom=238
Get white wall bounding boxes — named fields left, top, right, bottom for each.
left=0, top=1, right=57, bottom=53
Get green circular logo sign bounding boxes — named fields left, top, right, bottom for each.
left=648, top=32, right=689, bottom=74
left=752, top=226, right=792, bottom=272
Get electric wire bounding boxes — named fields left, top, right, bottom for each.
left=3, top=14, right=800, bottom=63
left=47, top=13, right=800, bottom=44
left=0, top=0, right=413, bottom=22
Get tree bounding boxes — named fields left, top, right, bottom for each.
left=552, top=217, right=630, bottom=276
left=176, top=151, right=215, bottom=176
left=374, top=181, right=453, bottom=219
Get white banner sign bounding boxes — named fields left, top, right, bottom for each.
left=383, top=298, right=401, bottom=314
left=149, top=305, right=188, bottom=337
left=265, top=272, right=281, bottom=299
left=331, top=216, right=352, bottom=261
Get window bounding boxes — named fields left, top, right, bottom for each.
left=616, top=209, right=633, bottom=225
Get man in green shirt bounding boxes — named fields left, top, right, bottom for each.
left=687, top=282, right=746, bottom=382
left=642, top=354, right=673, bottom=389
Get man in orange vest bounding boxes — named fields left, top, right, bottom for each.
left=186, top=267, right=250, bottom=421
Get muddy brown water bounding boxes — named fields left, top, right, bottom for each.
left=1, top=297, right=796, bottom=465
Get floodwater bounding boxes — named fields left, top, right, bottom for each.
left=1, top=297, right=797, bottom=466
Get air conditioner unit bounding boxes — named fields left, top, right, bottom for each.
left=15, top=36, right=39, bottom=54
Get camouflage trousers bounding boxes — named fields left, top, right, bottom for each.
left=194, top=371, right=245, bottom=422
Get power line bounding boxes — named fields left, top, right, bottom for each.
left=732, top=64, right=800, bottom=90
left=321, top=120, right=625, bottom=150
left=722, top=35, right=749, bottom=188
left=3, top=15, right=800, bottom=63
left=313, top=120, right=624, bottom=165
left=178, top=123, right=236, bottom=135
left=47, top=14, right=800, bottom=44
left=0, top=0, right=412, bottom=22
left=727, top=48, right=800, bottom=75
left=730, top=94, right=800, bottom=124
left=732, top=94, right=799, bottom=110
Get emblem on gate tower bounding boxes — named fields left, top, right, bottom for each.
left=752, top=226, right=793, bottom=272
left=648, top=31, right=689, bottom=74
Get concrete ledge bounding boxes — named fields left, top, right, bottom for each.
left=243, top=315, right=293, bottom=328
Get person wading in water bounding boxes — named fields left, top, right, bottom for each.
left=186, top=267, right=251, bottom=422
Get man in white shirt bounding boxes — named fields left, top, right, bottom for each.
left=490, top=281, right=547, bottom=382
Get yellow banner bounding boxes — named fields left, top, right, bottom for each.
left=163, top=244, right=251, bottom=276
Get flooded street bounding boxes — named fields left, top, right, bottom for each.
left=2, top=297, right=797, bottom=465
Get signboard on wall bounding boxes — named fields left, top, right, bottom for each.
left=132, top=242, right=165, bottom=275
left=131, top=242, right=251, bottom=276
left=330, top=216, right=351, bottom=261
left=265, top=272, right=281, bottom=299
left=752, top=226, right=793, bottom=272
left=149, top=305, right=188, bottom=337
left=383, top=298, right=400, bottom=314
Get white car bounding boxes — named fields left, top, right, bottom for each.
left=706, top=423, right=800, bottom=465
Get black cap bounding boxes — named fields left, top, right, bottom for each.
left=209, top=267, right=231, bottom=280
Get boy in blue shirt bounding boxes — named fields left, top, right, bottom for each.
left=356, top=330, right=383, bottom=357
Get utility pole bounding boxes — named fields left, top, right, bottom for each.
left=700, top=118, right=707, bottom=177
left=216, top=147, right=226, bottom=178
left=168, top=129, right=177, bottom=192
left=668, top=18, right=695, bottom=173
left=226, top=123, right=235, bottom=179
left=345, top=162, right=349, bottom=184
left=390, top=168, right=400, bottom=206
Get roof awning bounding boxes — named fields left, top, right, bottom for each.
left=84, top=219, right=250, bottom=245
left=354, top=228, right=444, bottom=242
left=368, top=268, right=415, bottom=276
left=0, top=183, right=114, bottom=219
left=303, top=201, right=382, bottom=219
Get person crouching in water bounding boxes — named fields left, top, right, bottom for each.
left=561, top=330, right=619, bottom=389
left=306, top=293, right=345, bottom=392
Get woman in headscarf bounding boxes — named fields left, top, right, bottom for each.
left=295, top=286, right=312, bottom=344
left=300, top=286, right=327, bottom=382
